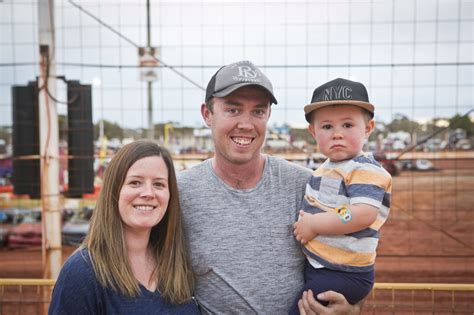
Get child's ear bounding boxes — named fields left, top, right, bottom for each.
left=365, top=119, right=375, bottom=137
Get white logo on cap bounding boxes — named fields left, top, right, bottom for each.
left=232, top=65, right=261, bottom=83
left=324, top=85, right=352, bottom=100
left=238, top=66, right=258, bottom=79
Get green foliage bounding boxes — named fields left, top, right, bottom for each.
left=123, top=128, right=144, bottom=139
left=0, top=126, right=10, bottom=144
left=2, top=112, right=473, bottom=147
left=58, top=114, right=68, bottom=141
left=93, top=120, right=124, bottom=140
left=289, top=127, right=315, bottom=145
left=449, top=114, right=474, bottom=137
left=89, top=121, right=195, bottom=141
left=385, top=114, right=422, bottom=135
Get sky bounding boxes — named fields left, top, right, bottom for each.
left=0, top=0, right=473, bottom=129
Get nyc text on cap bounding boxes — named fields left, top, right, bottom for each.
left=205, top=60, right=278, bottom=104
left=304, top=78, right=374, bottom=122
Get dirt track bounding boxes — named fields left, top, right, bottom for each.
left=377, top=168, right=474, bottom=284
left=0, top=246, right=75, bottom=278
left=0, top=169, right=473, bottom=281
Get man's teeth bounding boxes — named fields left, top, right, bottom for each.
left=233, top=137, right=252, bottom=145
left=134, top=205, right=155, bottom=211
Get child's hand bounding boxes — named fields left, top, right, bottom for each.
left=293, top=210, right=318, bottom=244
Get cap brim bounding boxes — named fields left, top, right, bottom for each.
left=213, top=82, right=278, bottom=105
left=304, top=100, right=374, bottom=122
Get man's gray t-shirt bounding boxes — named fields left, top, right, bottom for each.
left=177, top=156, right=312, bottom=314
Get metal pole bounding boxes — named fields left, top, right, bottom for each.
left=147, top=0, right=151, bottom=47
left=146, top=0, right=154, bottom=139
left=38, top=0, right=62, bottom=280
left=147, top=81, right=154, bottom=139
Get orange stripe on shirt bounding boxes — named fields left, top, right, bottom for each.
left=305, top=238, right=376, bottom=267
left=370, top=218, right=385, bottom=231
left=347, top=169, right=392, bottom=191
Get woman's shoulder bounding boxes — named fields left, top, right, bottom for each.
left=49, top=247, right=101, bottom=313
left=58, top=248, right=95, bottom=283
left=63, top=248, right=91, bottom=267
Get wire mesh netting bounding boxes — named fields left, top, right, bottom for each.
left=0, top=0, right=473, bottom=302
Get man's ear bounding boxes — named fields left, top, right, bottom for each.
left=201, top=103, right=211, bottom=127
left=366, top=119, right=375, bottom=137
left=307, top=124, right=317, bottom=139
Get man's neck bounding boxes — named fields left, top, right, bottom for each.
left=212, top=154, right=266, bottom=189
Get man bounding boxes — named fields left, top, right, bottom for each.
left=178, top=60, right=361, bottom=314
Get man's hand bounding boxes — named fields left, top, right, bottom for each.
left=293, top=210, right=318, bottom=244
left=298, top=290, right=362, bottom=315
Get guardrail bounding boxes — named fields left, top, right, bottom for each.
left=0, top=279, right=54, bottom=315
left=366, top=283, right=474, bottom=314
left=1, top=279, right=473, bottom=314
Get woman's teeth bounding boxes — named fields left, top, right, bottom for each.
left=134, top=205, right=155, bottom=211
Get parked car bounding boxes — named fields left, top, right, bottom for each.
left=0, top=210, right=8, bottom=246
left=0, top=209, right=14, bottom=247
left=402, top=159, right=435, bottom=171
left=373, top=152, right=402, bottom=176
left=62, top=207, right=92, bottom=247
left=1, top=208, right=42, bottom=248
left=0, top=225, right=9, bottom=247
left=7, top=215, right=42, bottom=248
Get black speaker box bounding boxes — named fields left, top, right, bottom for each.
left=11, top=82, right=41, bottom=199
left=67, top=81, right=94, bottom=198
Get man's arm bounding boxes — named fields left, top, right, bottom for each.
left=298, top=290, right=363, bottom=315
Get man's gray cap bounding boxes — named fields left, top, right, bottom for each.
left=205, top=60, right=278, bottom=104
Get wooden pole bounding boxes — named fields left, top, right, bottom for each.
left=38, top=0, right=62, bottom=281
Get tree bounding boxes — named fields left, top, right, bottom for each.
left=58, top=114, right=68, bottom=141
left=386, top=114, right=422, bottom=135
left=93, top=119, right=124, bottom=140
left=0, top=126, right=10, bottom=144
left=449, top=113, right=474, bottom=137
left=289, top=127, right=315, bottom=145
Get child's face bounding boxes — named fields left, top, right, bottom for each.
left=308, top=105, right=374, bottom=162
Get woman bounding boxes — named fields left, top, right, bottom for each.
left=49, top=140, right=199, bottom=314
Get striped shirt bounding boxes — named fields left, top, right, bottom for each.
left=302, top=152, right=392, bottom=273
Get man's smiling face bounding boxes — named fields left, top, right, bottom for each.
left=202, top=86, right=271, bottom=166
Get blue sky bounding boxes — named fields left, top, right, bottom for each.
left=1, top=0, right=472, bottom=129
